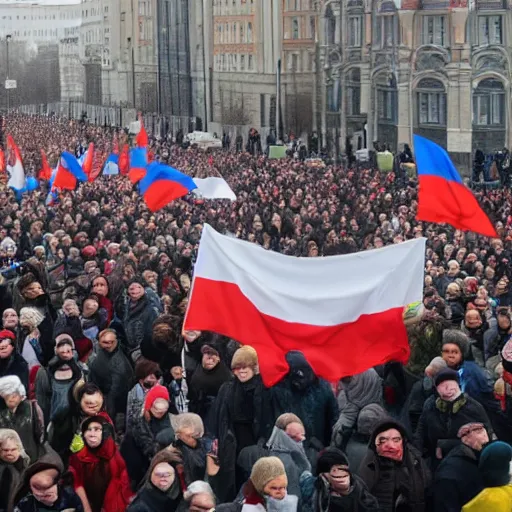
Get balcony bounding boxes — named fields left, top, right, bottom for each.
left=420, top=0, right=449, bottom=8
left=476, top=0, right=506, bottom=8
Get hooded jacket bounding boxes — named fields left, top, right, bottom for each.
left=462, top=485, right=512, bottom=512
left=358, top=420, right=431, bottom=512
left=69, top=418, right=133, bottom=512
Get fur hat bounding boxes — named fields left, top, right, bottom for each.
left=275, top=413, right=303, bottom=430
left=316, top=447, right=350, bottom=475
left=231, top=345, right=259, bottom=373
left=479, top=441, right=512, bottom=487
left=442, top=330, right=469, bottom=358
left=250, top=456, right=287, bottom=494
left=435, top=368, right=460, bottom=387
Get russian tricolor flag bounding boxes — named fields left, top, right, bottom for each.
left=139, top=162, right=197, bottom=211
left=414, top=135, right=498, bottom=238
left=184, top=225, right=425, bottom=386
left=53, top=152, right=87, bottom=190
left=103, top=153, right=119, bottom=175
left=129, top=147, right=147, bottom=184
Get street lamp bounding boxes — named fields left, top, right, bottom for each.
left=6, top=34, right=11, bottom=111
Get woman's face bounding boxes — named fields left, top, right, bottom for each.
left=128, top=283, right=145, bottom=301
left=92, top=277, right=109, bottom=297
left=83, top=422, right=103, bottom=449
left=233, top=366, right=255, bottom=383
left=82, top=299, right=99, bottom=318
left=151, top=462, right=175, bottom=492
left=176, top=426, right=199, bottom=448
left=81, top=392, right=104, bottom=416
left=263, top=474, right=287, bottom=500
left=2, top=309, right=18, bottom=329
left=0, top=439, right=20, bottom=463
left=150, top=398, right=169, bottom=419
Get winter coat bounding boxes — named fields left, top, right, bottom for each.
left=359, top=421, right=431, bottom=512
left=0, top=400, right=45, bottom=463
left=89, top=345, right=134, bottom=421
left=432, top=443, right=484, bottom=512
left=414, top=393, right=492, bottom=464
left=126, top=384, right=146, bottom=432
left=120, top=413, right=174, bottom=490
left=0, top=457, right=28, bottom=512
left=14, top=486, right=84, bottom=512
left=462, top=484, right=512, bottom=512
left=122, top=295, right=160, bottom=357
left=69, top=436, right=134, bottom=512
left=270, top=354, right=338, bottom=447
left=400, top=377, right=435, bottom=436
left=0, top=353, right=29, bottom=391
left=211, top=375, right=273, bottom=503
left=127, top=481, right=185, bottom=512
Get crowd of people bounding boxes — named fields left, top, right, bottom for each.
left=0, top=112, right=510, bottom=511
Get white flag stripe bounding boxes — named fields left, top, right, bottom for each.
left=193, top=177, right=236, bottom=200
left=193, top=224, right=425, bottom=326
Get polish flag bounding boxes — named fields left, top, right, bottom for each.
left=184, top=225, right=425, bottom=386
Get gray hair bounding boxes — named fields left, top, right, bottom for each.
left=0, top=429, right=29, bottom=462
left=174, top=413, right=204, bottom=439
left=183, top=481, right=215, bottom=502
left=0, top=375, right=26, bottom=398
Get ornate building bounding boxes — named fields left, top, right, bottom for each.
left=319, top=0, right=512, bottom=164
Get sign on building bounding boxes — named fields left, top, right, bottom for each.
left=4, top=80, right=17, bottom=90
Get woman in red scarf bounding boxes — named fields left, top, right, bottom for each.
left=69, top=415, right=133, bottom=512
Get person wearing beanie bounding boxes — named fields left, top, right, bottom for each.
left=345, top=404, right=387, bottom=474
left=69, top=416, right=133, bottom=512
left=89, top=328, right=134, bottom=430
left=120, top=384, right=174, bottom=490
left=19, top=307, right=45, bottom=374
left=0, top=375, right=45, bottom=463
left=402, top=357, right=447, bottom=435
left=210, top=345, right=273, bottom=503
left=121, top=276, right=161, bottom=361
left=127, top=450, right=184, bottom=512
left=270, top=351, right=338, bottom=449
left=0, top=328, right=28, bottom=390
left=432, top=421, right=492, bottom=512
left=238, top=412, right=311, bottom=504
left=241, top=456, right=297, bottom=511
left=13, top=450, right=83, bottom=512
left=332, top=369, right=383, bottom=452
left=440, top=330, right=496, bottom=410
left=188, top=342, right=232, bottom=422
left=359, top=419, right=430, bottom=512
left=414, top=367, right=493, bottom=468
left=300, top=447, right=379, bottom=512
left=462, top=441, right=512, bottom=512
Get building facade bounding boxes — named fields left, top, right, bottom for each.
left=319, top=0, right=512, bottom=163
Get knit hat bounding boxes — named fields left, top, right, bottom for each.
left=442, top=330, right=470, bottom=358
left=127, top=276, right=145, bottom=289
left=231, top=346, right=259, bottom=373
left=250, top=456, right=287, bottom=494
left=201, top=344, right=220, bottom=357
left=479, top=441, right=512, bottom=487
left=144, top=384, right=169, bottom=412
left=426, top=356, right=448, bottom=377
left=19, top=307, right=45, bottom=328
left=435, top=368, right=460, bottom=387
left=275, top=413, right=303, bottom=430
left=316, top=447, right=350, bottom=475
left=0, top=330, right=15, bottom=343
left=55, top=333, right=75, bottom=349
left=356, top=404, right=387, bottom=437
left=369, top=419, right=408, bottom=449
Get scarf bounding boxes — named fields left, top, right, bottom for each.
left=435, top=393, right=467, bottom=414
left=266, top=427, right=311, bottom=474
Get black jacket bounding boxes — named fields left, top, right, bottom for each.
left=431, top=443, right=484, bottom=512
left=0, top=352, right=29, bottom=391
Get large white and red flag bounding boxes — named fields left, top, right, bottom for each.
left=184, top=225, right=425, bottom=386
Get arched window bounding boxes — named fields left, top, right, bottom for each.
left=374, top=1, right=398, bottom=48
left=416, top=78, right=446, bottom=125
left=473, top=78, right=505, bottom=126
left=325, top=5, right=336, bottom=45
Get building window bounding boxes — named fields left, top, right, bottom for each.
left=248, top=54, right=253, bottom=70
left=347, top=68, right=361, bottom=115
left=247, top=22, right=253, bottom=42
left=478, top=15, right=502, bottom=45
left=417, top=79, right=446, bottom=125
left=309, top=16, right=316, bottom=39
left=241, top=54, right=245, bottom=69
left=348, top=16, right=362, bottom=47
left=473, top=78, right=505, bottom=125
left=240, top=22, right=244, bottom=42
left=377, top=88, right=395, bottom=121
left=260, top=94, right=266, bottom=126
left=376, top=15, right=396, bottom=47
left=325, top=6, right=336, bottom=45
left=422, top=15, right=446, bottom=46
left=327, top=80, right=341, bottom=112
left=292, top=17, right=299, bottom=39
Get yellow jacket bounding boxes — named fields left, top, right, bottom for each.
left=462, top=485, right=512, bottom=512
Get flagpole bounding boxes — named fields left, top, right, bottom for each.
left=276, top=58, right=281, bottom=140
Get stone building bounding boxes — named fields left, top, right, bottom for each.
left=319, top=0, right=512, bottom=163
